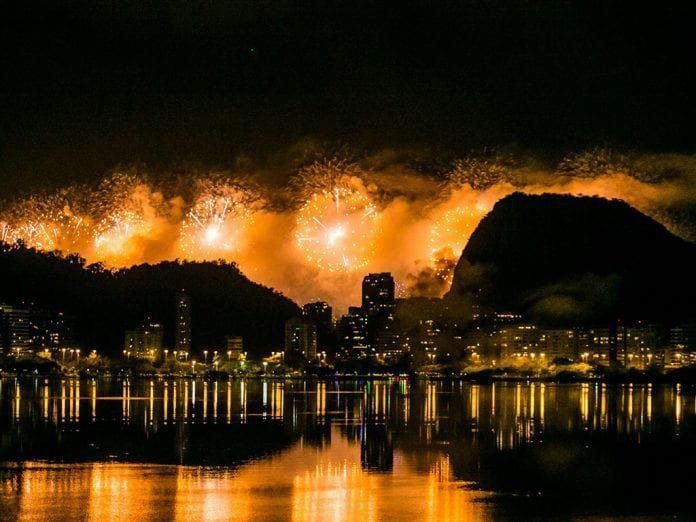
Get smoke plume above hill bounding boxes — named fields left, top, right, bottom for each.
left=1, top=147, right=694, bottom=312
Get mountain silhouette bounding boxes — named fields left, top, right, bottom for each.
left=448, top=193, right=696, bottom=324
left=0, top=246, right=299, bottom=356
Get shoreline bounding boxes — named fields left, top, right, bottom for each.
left=2, top=369, right=696, bottom=384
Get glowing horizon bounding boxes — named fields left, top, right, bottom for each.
left=1, top=151, right=694, bottom=311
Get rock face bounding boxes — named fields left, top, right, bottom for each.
left=448, top=192, right=696, bottom=324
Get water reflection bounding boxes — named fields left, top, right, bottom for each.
left=1, top=377, right=696, bottom=519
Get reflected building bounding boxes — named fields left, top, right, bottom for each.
left=361, top=424, right=393, bottom=472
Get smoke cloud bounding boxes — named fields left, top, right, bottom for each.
left=1, top=148, right=695, bottom=313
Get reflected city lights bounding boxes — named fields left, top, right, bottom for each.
left=2, top=378, right=695, bottom=520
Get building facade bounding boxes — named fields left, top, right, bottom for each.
left=175, top=291, right=191, bottom=353
left=285, top=317, right=318, bottom=359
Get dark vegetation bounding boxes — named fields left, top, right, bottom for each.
left=0, top=244, right=300, bottom=357
left=449, top=193, right=696, bottom=325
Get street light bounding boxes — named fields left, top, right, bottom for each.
left=204, top=350, right=208, bottom=363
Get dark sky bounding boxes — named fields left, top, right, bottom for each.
left=3, top=0, right=696, bottom=193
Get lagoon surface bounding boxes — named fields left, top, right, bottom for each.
left=1, top=377, right=695, bottom=520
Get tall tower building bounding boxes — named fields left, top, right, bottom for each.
left=175, top=290, right=191, bottom=353
left=361, top=273, right=398, bottom=357
left=302, top=301, right=333, bottom=331
left=0, top=303, right=31, bottom=355
left=362, top=273, right=395, bottom=315
left=302, top=301, right=334, bottom=353
left=285, top=317, right=318, bottom=359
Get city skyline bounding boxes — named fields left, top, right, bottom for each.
left=2, top=1, right=696, bottom=519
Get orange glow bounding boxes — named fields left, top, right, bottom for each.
left=295, top=187, right=379, bottom=272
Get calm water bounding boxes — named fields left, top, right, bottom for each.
left=1, top=377, right=695, bottom=520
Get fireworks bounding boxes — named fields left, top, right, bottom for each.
left=0, top=193, right=91, bottom=253
left=13, top=213, right=86, bottom=251
left=430, top=207, right=482, bottom=282
left=0, top=150, right=688, bottom=310
left=93, top=209, right=149, bottom=263
left=296, top=186, right=379, bottom=272
left=179, top=184, right=254, bottom=259
left=1, top=221, right=13, bottom=244
left=291, top=159, right=360, bottom=199
left=447, top=156, right=514, bottom=190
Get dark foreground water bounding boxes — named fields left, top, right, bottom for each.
left=0, top=377, right=695, bottom=520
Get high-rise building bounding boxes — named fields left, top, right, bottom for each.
left=0, top=303, right=74, bottom=355
left=302, top=301, right=333, bottom=330
left=621, top=324, right=663, bottom=367
left=669, top=324, right=696, bottom=352
left=285, top=317, right=318, bottom=359
left=225, top=336, right=244, bottom=360
left=302, top=301, right=334, bottom=353
left=124, top=318, right=164, bottom=358
left=538, top=329, right=576, bottom=360
left=668, top=324, right=696, bottom=366
left=31, top=310, right=75, bottom=352
left=175, top=290, right=191, bottom=353
left=361, top=273, right=399, bottom=357
left=492, top=324, right=539, bottom=360
left=338, top=306, right=369, bottom=357
left=0, top=303, right=31, bottom=354
left=362, top=273, right=395, bottom=314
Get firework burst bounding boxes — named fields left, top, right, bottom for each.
left=93, top=209, right=149, bottom=263
left=429, top=206, right=482, bottom=282
left=291, top=159, right=362, bottom=200
left=1, top=192, right=92, bottom=252
left=296, top=186, right=379, bottom=272
left=558, top=148, right=632, bottom=178
left=179, top=183, right=255, bottom=259
left=1, top=221, right=13, bottom=244
left=447, top=155, right=515, bottom=190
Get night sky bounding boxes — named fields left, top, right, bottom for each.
left=3, top=1, right=696, bottom=192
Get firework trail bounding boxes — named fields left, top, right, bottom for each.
left=295, top=186, right=379, bottom=272
left=0, top=190, right=92, bottom=253
left=447, top=155, right=516, bottom=190
left=429, top=206, right=483, bottom=283
left=179, top=180, right=256, bottom=260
